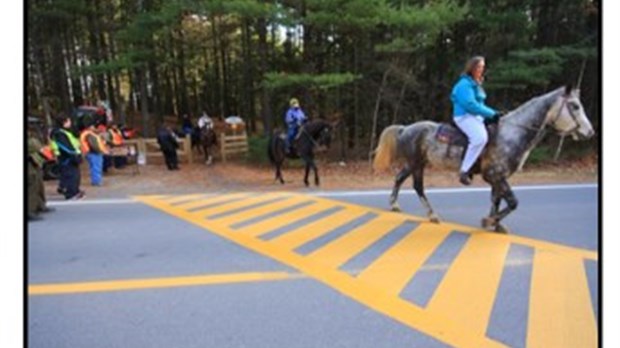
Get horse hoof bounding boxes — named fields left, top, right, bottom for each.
left=481, top=217, right=497, bottom=229
left=429, top=214, right=440, bottom=223
left=495, top=223, right=510, bottom=234
left=390, top=204, right=401, bottom=212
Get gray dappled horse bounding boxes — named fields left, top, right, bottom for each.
left=373, top=85, right=595, bottom=233
left=268, top=119, right=334, bottom=187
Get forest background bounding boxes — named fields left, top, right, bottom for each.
left=27, top=0, right=600, bottom=162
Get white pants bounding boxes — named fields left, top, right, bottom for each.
left=454, top=114, right=488, bottom=173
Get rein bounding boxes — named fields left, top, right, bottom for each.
left=500, top=96, right=581, bottom=138
left=300, top=125, right=322, bottom=149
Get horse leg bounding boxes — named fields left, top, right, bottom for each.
left=482, top=179, right=518, bottom=233
left=412, top=165, right=439, bottom=223
left=303, top=161, right=310, bottom=187
left=311, top=160, right=320, bottom=186
left=276, top=161, right=285, bottom=184
left=389, top=166, right=410, bottom=212
left=205, top=144, right=212, bottom=165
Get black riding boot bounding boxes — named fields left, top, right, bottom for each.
left=459, top=171, right=473, bottom=186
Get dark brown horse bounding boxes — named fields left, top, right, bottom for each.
left=192, top=125, right=218, bottom=165
left=268, top=119, right=334, bottom=187
left=373, top=85, right=594, bottom=233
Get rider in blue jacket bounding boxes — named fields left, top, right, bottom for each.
left=284, top=98, right=307, bottom=154
left=451, top=56, right=502, bottom=185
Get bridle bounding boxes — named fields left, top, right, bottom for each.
left=300, top=124, right=329, bottom=149
left=500, top=94, right=582, bottom=138
left=547, top=96, right=582, bottom=137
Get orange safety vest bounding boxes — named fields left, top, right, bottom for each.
left=80, top=129, right=109, bottom=154
left=109, top=128, right=123, bottom=146
left=40, top=145, right=55, bottom=161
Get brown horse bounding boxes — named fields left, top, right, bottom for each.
left=192, top=125, right=218, bottom=165
left=373, top=85, right=594, bottom=233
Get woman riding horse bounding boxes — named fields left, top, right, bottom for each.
left=451, top=56, right=504, bottom=185
left=373, top=85, right=594, bottom=233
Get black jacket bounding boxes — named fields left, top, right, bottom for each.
left=157, top=128, right=179, bottom=152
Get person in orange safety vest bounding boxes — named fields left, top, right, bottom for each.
left=80, top=123, right=109, bottom=186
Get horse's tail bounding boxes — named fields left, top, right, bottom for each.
left=267, top=133, right=279, bottom=164
left=373, top=125, right=404, bottom=173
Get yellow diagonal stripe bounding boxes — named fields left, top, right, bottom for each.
left=425, top=234, right=511, bottom=335
left=356, top=224, right=452, bottom=296
left=236, top=201, right=339, bottom=237
left=29, top=271, right=303, bottom=295
left=213, top=195, right=311, bottom=226
left=270, top=208, right=369, bottom=250
left=174, top=192, right=252, bottom=211
left=162, top=193, right=209, bottom=204
left=527, top=250, right=598, bottom=348
left=198, top=192, right=288, bottom=217
left=135, top=194, right=507, bottom=348
left=306, top=215, right=407, bottom=269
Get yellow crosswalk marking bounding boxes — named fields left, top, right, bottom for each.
left=527, top=250, right=598, bottom=348
left=175, top=192, right=252, bottom=211
left=198, top=192, right=289, bottom=217
left=213, top=196, right=313, bottom=226
left=356, top=224, right=452, bottom=296
left=236, top=201, right=339, bottom=237
left=162, top=193, right=207, bottom=204
left=133, top=192, right=598, bottom=348
left=269, top=208, right=369, bottom=250
left=425, top=234, right=511, bottom=335
left=306, top=215, right=407, bottom=269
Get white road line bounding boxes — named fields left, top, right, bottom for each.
left=48, top=198, right=137, bottom=206
left=313, top=183, right=598, bottom=197
left=47, top=183, right=597, bottom=205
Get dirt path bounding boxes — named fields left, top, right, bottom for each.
left=45, top=157, right=598, bottom=200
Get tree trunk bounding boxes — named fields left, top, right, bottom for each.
left=211, top=17, right=224, bottom=118
left=257, top=17, right=272, bottom=135
left=138, top=68, right=150, bottom=137
left=369, top=69, right=390, bottom=164
left=176, top=28, right=190, bottom=116
left=217, top=16, right=229, bottom=117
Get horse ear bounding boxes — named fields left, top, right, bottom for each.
left=564, top=83, right=573, bottom=96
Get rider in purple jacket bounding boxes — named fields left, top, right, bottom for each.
left=284, top=98, right=307, bottom=154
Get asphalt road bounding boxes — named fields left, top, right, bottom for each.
left=27, top=184, right=599, bottom=348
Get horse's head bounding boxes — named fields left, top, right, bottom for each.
left=317, top=123, right=334, bottom=148
left=546, top=85, right=595, bottom=140
left=307, top=119, right=334, bottom=149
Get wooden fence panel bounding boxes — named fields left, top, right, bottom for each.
left=220, top=132, right=249, bottom=162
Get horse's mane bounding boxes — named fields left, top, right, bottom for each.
left=503, top=87, right=564, bottom=121
left=304, top=118, right=330, bottom=134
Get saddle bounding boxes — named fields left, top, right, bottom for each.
left=278, top=132, right=299, bottom=157
left=434, top=122, right=498, bottom=173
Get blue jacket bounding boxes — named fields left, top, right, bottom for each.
left=285, top=107, right=306, bottom=127
left=451, top=75, right=497, bottom=119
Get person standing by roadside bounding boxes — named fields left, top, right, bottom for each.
left=51, top=114, right=85, bottom=200
left=27, top=128, right=54, bottom=221
left=156, top=124, right=180, bottom=170
left=80, top=122, right=109, bottom=186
